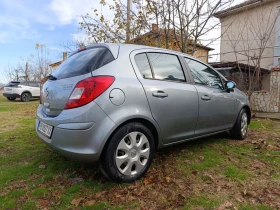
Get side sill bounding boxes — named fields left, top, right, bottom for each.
left=163, top=129, right=230, bottom=146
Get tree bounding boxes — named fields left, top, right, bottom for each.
left=4, top=43, right=51, bottom=82
left=59, top=37, right=90, bottom=54
left=4, top=64, right=21, bottom=82
left=33, top=43, right=51, bottom=81
left=79, top=0, right=151, bottom=43
left=79, top=0, right=232, bottom=55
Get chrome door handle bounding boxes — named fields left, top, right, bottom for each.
left=201, top=95, right=211, bottom=101
left=152, top=91, right=168, bottom=98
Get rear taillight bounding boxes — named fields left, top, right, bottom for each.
left=65, top=76, right=115, bottom=109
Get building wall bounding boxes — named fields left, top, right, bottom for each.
left=261, top=73, right=271, bottom=91
left=250, top=68, right=280, bottom=112
left=220, top=1, right=280, bottom=69
left=193, top=48, right=209, bottom=63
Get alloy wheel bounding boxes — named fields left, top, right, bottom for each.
left=241, top=112, right=248, bottom=137
left=22, top=93, right=30, bottom=102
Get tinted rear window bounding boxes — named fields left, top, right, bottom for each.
left=29, top=82, right=40, bottom=87
left=6, top=82, right=20, bottom=87
left=52, top=47, right=114, bottom=80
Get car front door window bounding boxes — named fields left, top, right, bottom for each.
left=185, top=58, right=223, bottom=89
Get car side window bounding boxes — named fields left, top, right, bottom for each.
left=185, top=58, right=224, bottom=89
left=147, top=53, right=185, bottom=82
left=31, top=83, right=40, bottom=87
left=134, top=53, right=153, bottom=79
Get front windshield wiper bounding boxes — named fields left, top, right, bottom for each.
left=47, top=74, right=57, bottom=80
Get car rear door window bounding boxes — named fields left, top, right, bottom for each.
left=52, top=47, right=115, bottom=80
left=185, top=58, right=224, bottom=89
left=147, top=53, right=185, bottom=82
left=29, top=82, right=39, bottom=87
left=134, top=53, right=153, bottom=79
left=21, top=82, right=28, bottom=86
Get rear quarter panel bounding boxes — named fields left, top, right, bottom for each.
left=92, top=46, right=163, bottom=148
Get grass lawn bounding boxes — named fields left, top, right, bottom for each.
left=0, top=92, right=279, bottom=209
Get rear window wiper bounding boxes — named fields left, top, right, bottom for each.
left=47, top=74, right=57, bottom=80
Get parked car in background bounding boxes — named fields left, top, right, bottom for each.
left=36, top=43, right=251, bottom=183
left=3, top=81, right=40, bottom=102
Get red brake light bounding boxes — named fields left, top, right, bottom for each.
left=65, top=76, right=115, bottom=109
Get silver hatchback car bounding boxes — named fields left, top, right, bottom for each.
left=36, top=43, right=250, bottom=182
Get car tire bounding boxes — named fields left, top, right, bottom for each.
left=230, top=108, right=248, bottom=140
left=7, top=97, right=16, bottom=101
left=100, top=122, right=155, bottom=183
left=21, top=92, right=31, bottom=102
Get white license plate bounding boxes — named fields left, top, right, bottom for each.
left=5, top=88, right=12, bottom=91
left=38, top=122, right=53, bottom=138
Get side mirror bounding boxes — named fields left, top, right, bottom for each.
left=225, top=81, right=235, bottom=91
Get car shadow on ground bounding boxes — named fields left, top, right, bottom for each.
left=8, top=98, right=40, bottom=103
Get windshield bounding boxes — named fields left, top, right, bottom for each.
left=51, top=47, right=114, bottom=80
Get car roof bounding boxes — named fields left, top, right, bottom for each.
left=70, top=43, right=197, bottom=60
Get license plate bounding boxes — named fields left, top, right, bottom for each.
left=5, top=88, right=12, bottom=91
left=38, top=122, right=53, bottom=138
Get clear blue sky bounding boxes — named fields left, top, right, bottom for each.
left=0, top=0, right=103, bottom=83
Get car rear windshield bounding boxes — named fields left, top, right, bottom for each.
left=51, top=47, right=115, bottom=80
left=6, top=82, right=20, bottom=87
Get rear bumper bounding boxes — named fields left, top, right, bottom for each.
left=3, top=93, right=20, bottom=98
left=36, top=101, right=116, bottom=163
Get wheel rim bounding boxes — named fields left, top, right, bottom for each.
left=115, top=132, right=150, bottom=176
left=241, top=112, right=248, bottom=137
left=23, top=93, right=30, bottom=101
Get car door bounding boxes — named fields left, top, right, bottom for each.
left=184, top=57, right=235, bottom=135
left=32, top=82, right=40, bottom=97
left=27, top=82, right=37, bottom=97
left=21, top=82, right=32, bottom=93
left=131, top=50, right=199, bottom=145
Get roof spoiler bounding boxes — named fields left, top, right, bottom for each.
left=69, top=43, right=120, bottom=59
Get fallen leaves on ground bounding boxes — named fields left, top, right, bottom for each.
left=1, top=117, right=280, bottom=209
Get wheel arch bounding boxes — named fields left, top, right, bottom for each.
left=100, top=117, right=160, bottom=159
left=242, top=105, right=251, bottom=124
left=21, top=91, right=32, bottom=97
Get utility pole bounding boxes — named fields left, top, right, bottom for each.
left=25, top=62, right=28, bottom=81
left=15, top=69, right=19, bottom=81
left=126, top=0, right=131, bottom=43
